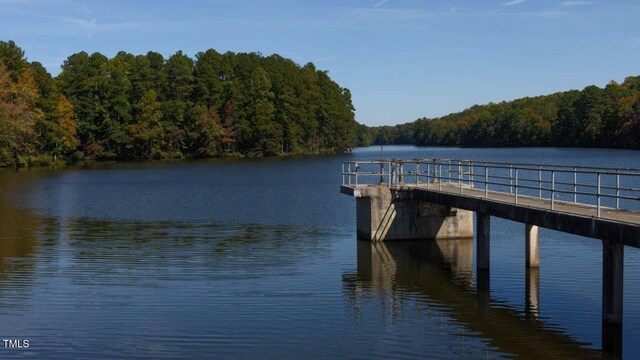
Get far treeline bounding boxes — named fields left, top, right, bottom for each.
left=358, top=76, right=640, bottom=149
left=0, top=40, right=356, bottom=166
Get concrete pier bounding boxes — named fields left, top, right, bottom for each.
left=341, top=158, right=640, bottom=352
left=525, top=224, right=540, bottom=268
left=344, top=185, right=473, bottom=242
left=476, top=213, right=490, bottom=270
left=342, top=158, right=640, bottom=335
left=602, top=239, right=624, bottom=324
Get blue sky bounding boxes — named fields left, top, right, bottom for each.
left=1, top=0, right=639, bottom=126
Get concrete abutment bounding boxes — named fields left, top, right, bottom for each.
left=353, top=185, right=473, bottom=242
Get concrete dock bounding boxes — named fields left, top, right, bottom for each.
left=341, top=158, right=640, bottom=335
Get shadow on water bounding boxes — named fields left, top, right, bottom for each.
left=343, top=239, right=617, bottom=359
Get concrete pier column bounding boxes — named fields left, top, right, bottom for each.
left=525, top=224, right=540, bottom=268
left=602, top=322, right=623, bottom=359
left=602, top=239, right=624, bottom=324
left=476, top=213, right=490, bottom=270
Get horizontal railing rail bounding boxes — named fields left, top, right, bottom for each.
left=341, top=159, right=640, bottom=219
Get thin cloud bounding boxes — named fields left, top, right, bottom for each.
left=561, top=1, right=591, bottom=7
left=504, top=0, right=525, bottom=6
left=352, top=7, right=454, bottom=22
left=373, top=0, right=390, bottom=8
left=54, top=16, right=178, bottom=38
left=527, top=10, right=569, bottom=18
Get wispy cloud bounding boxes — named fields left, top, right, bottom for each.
left=53, top=16, right=178, bottom=38
left=352, top=7, right=455, bottom=23
left=527, top=10, right=569, bottom=18
left=504, top=0, right=525, bottom=6
left=561, top=1, right=591, bottom=7
left=373, top=0, right=390, bottom=8
left=353, top=8, right=421, bottom=22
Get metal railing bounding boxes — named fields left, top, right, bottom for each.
left=341, top=159, right=640, bottom=218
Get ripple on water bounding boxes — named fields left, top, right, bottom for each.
left=2, top=148, right=640, bottom=359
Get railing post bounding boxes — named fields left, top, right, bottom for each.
left=417, top=162, right=421, bottom=186
left=510, top=165, right=513, bottom=194
left=574, top=167, right=577, bottom=203
left=616, top=171, right=620, bottom=209
left=459, top=161, right=463, bottom=194
left=448, top=161, right=451, bottom=183
left=388, top=161, right=391, bottom=187
left=597, top=173, right=601, bottom=217
left=438, top=164, right=442, bottom=191
left=538, top=165, right=542, bottom=198
left=485, top=165, right=488, bottom=199
left=355, top=162, right=358, bottom=186
left=469, top=161, right=474, bottom=187
left=348, top=163, right=351, bottom=186
left=551, top=171, right=555, bottom=210
left=515, top=168, right=519, bottom=204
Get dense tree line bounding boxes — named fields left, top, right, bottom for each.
left=0, top=40, right=356, bottom=166
left=361, top=77, right=640, bottom=149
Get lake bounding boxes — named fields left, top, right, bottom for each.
left=1, top=146, right=639, bottom=359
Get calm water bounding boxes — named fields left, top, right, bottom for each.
left=1, top=146, right=640, bottom=359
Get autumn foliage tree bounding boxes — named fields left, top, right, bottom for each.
left=51, top=94, right=78, bottom=158
left=0, top=40, right=358, bottom=166
left=0, top=60, right=42, bottom=165
left=363, top=77, right=640, bottom=150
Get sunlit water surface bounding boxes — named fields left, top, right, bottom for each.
left=1, top=146, right=639, bottom=359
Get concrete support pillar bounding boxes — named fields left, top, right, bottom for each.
left=476, top=213, right=490, bottom=270
left=602, top=239, right=624, bottom=324
left=602, top=322, right=623, bottom=359
left=525, top=224, right=540, bottom=268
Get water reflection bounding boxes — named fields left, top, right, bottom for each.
left=0, top=170, right=42, bottom=311
left=525, top=268, right=540, bottom=319
left=0, top=215, right=337, bottom=359
left=31, top=219, right=332, bottom=284
left=343, top=240, right=607, bottom=359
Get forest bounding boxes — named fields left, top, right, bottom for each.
left=0, top=40, right=356, bottom=166
left=3, top=39, right=639, bottom=168
left=360, top=76, right=640, bottom=149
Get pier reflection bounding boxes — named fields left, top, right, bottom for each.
left=525, top=267, right=540, bottom=319
left=343, top=239, right=614, bottom=359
